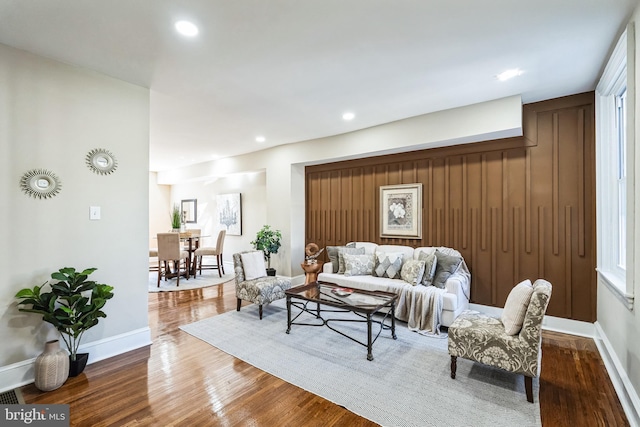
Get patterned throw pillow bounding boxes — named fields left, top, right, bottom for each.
left=373, top=251, right=404, bottom=279
left=418, top=251, right=438, bottom=286
left=432, top=249, right=462, bottom=289
left=338, top=246, right=365, bottom=274
left=326, top=243, right=356, bottom=273
left=343, top=253, right=375, bottom=277
left=400, top=259, right=426, bottom=285
left=501, top=279, right=534, bottom=335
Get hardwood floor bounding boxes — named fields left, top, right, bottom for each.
left=21, top=280, right=628, bottom=426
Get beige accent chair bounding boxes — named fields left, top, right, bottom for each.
left=448, top=279, right=552, bottom=403
left=157, top=233, right=190, bottom=287
left=195, top=230, right=226, bottom=277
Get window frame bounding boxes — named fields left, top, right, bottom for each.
left=595, top=28, right=633, bottom=308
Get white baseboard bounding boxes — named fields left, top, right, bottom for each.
left=594, top=322, right=640, bottom=427
left=0, top=327, right=152, bottom=394
left=290, top=274, right=306, bottom=286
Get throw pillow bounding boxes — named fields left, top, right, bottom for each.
left=326, top=243, right=356, bottom=273
left=241, top=251, right=267, bottom=280
left=432, top=250, right=462, bottom=289
left=400, top=259, right=426, bottom=285
left=338, top=246, right=365, bottom=274
left=501, top=279, right=534, bottom=335
left=343, top=253, right=375, bottom=277
left=418, top=251, right=438, bottom=286
left=373, top=251, right=404, bottom=279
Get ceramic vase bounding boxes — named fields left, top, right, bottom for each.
left=34, top=340, right=69, bottom=391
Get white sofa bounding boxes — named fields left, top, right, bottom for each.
left=318, top=242, right=471, bottom=329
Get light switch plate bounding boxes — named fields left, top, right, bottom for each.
left=90, top=206, right=101, bottom=220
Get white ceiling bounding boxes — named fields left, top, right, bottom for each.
left=0, top=0, right=636, bottom=171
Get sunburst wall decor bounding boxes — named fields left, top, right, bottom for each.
left=86, top=148, right=118, bottom=175
left=20, top=169, right=62, bottom=199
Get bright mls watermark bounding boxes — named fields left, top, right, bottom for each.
left=1, top=405, right=69, bottom=426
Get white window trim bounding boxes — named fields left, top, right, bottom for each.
left=596, top=27, right=634, bottom=308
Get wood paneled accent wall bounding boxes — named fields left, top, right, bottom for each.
left=305, top=92, right=596, bottom=322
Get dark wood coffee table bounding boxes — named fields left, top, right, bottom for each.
left=285, top=281, right=397, bottom=361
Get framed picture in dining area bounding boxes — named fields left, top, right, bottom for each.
left=379, top=183, right=422, bottom=239
left=217, top=193, right=242, bottom=235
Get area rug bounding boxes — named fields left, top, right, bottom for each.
left=148, top=271, right=234, bottom=292
left=180, top=299, right=541, bottom=427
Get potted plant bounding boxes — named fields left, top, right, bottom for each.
left=171, top=203, right=181, bottom=231
left=15, top=267, right=114, bottom=377
left=251, top=225, right=282, bottom=276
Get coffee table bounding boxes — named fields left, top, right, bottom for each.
left=285, top=281, right=397, bottom=361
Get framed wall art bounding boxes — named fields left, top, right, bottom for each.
left=379, top=183, right=422, bottom=239
left=216, top=193, right=242, bottom=235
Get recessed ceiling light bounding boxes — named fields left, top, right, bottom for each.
left=496, top=69, right=522, bottom=81
left=342, top=112, right=355, bottom=121
left=256, top=136, right=266, bottom=143
left=175, top=21, right=199, bottom=37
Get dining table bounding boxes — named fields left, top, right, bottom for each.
left=179, top=232, right=209, bottom=277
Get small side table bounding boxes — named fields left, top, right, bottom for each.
left=301, top=261, right=324, bottom=284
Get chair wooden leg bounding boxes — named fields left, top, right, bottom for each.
left=157, top=259, right=162, bottom=287
left=176, top=260, right=180, bottom=286
left=525, top=376, right=533, bottom=403
left=217, top=254, right=222, bottom=278
left=450, top=356, right=457, bottom=379
left=236, top=298, right=242, bottom=312
left=198, top=256, right=202, bottom=275
left=221, top=254, right=225, bottom=274
left=259, top=305, right=263, bottom=320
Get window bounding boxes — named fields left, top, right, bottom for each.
left=596, top=29, right=631, bottom=303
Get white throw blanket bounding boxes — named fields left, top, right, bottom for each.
left=393, top=285, right=447, bottom=336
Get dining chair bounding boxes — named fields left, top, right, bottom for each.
left=157, top=233, right=190, bottom=286
left=194, top=230, right=226, bottom=277
left=149, top=248, right=159, bottom=272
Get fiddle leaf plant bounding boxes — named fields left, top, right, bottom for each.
left=251, top=225, right=282, bottom=269
left=15, top=267, right=114, bottom=361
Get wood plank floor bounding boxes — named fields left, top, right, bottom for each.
left=21, top=280, right=629, bottom=426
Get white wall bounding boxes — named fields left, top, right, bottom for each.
left=149, top=172, right=171, bottom=248
left=596, top=6, right=640, bottom=425
left=0, top=43, right=151, bottom=388
left=158, top=95, right=523, bottom=277
left=168, top=171, right=267, bottom=268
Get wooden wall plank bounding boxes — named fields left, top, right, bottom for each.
left=462, top=156, right=468, bottom=249
left=578, top=108, right=586, bottom=257
left=526, top=148, right=532, bottom=253
left=502, top=152, right=509, bottom=252
left=565, top=206, right=573, bottom=318
left=481, top=154, right=487, bottom=250
left=552, top=113, right=560, bottom=255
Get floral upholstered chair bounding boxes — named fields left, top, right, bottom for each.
left=233, top=251, right=292, bottom=319
left=448, top=279, right=552, bottom=403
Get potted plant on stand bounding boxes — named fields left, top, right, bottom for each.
left=171, top=203, right=182, bottom=231
left=251, top=225, right=282, bottom=276
left=15, top=267, right=114, bottom=378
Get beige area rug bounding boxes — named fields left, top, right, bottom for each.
left=148, top=271, right=235, bottom=292
left=180, top=299, right=541, bottom=427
